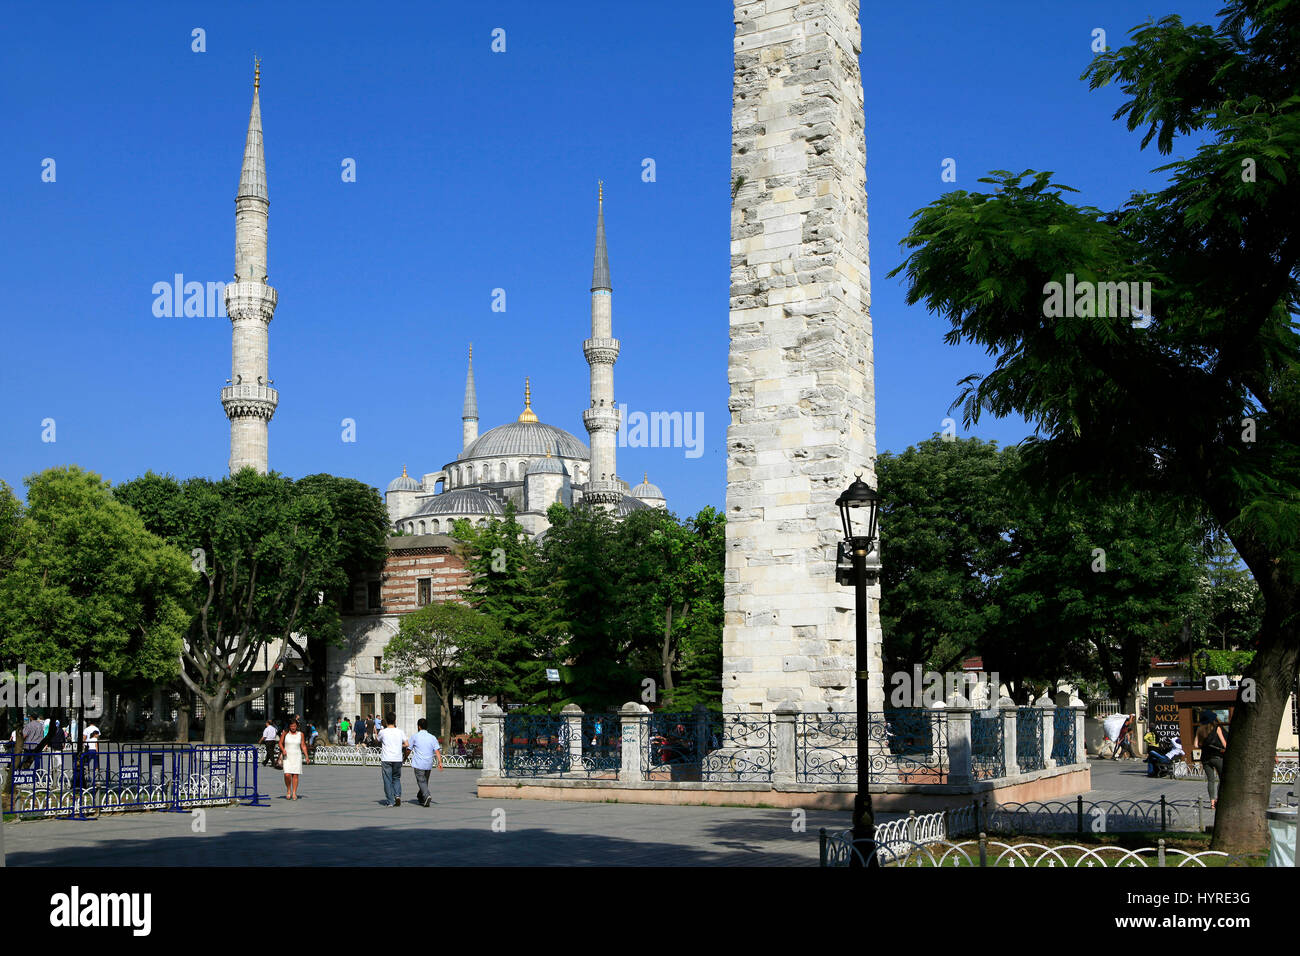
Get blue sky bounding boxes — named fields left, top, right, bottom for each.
left=0, top=0, right=1224, bottom=518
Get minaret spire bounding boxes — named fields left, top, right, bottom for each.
left=592, top=180, right=611, bottom=292
left=582, top=182, right=621, bottom=506
left=461, top=344, right=479, bottom=453
left=221, top=61, right=279, bottom=474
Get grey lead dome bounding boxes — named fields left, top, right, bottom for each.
left=460, top=421, right=589, bottom=462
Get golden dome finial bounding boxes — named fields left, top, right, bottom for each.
left=402, top=464, right=408, bottom=477
left=644, top=472, right=648, bottom=483
left=468, top=342, right=472, bottom=360
left=598, top=180, right=603, bottom=203
left=518, top=377, right=539, bottom=423
left=254, top=56, right=261, bottom=91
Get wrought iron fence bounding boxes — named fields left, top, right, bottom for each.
left=501, top=714, right=571, bottom=776
left=1, top=745, right=265, bottom=818
left=988, top=796, right=1205, bottom=835
left=794, top=711, right=948, bottom=784
left=646, top=712, right=772, bottom=782
left=1051, top=708, right=1076, bottom=765
left=1016, top=707, right=1044, bottom=772
left=578, top=714, right=621, bottom=777
left=971, top=713, right=1004, bottom=780
left=1173, top=758, right=1297, bottom=785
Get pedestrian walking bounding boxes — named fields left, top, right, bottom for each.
left=1196, top=711, right=1229, bottom=809
left=21, top=714, right=45, bottom=769
left=408, top=718, right=444, bottom=807
left=257, top=719, right=279, bottom=766
left=279, top=718, right=310, bottom=800
left=377, top=712, right=408, bottom=807
left=340, top=715, right=351, bottom=745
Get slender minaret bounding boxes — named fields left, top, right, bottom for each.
left=222, top=59, right=279, bottom=474
left=581, top=182, right=621, bottom=505
left=462, top=344, right=478, bottom=453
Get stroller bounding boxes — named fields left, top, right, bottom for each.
left=1145, top=734, right=1184, bottom=778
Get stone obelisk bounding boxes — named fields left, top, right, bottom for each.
left=724, top=0, right=882, bottom=713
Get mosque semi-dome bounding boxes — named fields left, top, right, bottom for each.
left=525, top=456, right=570, bottom=476
left=408, top=488, right=504, bottom=517
left=632, top=475, right=663, bottom=499
left=613, top=494, right=651, bottom=518
left=461, top=420, right=589, bottom=462
left=386, top=466, right=420, bottom=493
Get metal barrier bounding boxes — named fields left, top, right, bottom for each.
left=988, top=796, right=1205, bottom=835
left=1016, top=707, right=1044, bottom=772
left=502, top=715, right=571, bottom=776
left=2, top=745, right=265, bottom=818
left=646, top=712, right=773, bottom=782
left=971, top=713, right=1004, bottom=780
left=308, top=746, right=482, bottom=769
left=579, top=714, right=621, bottom=777
left=819, top=832, right=1250, bottom=867
left=794, top=711, right=949, bottom=784
left=1051, top=708, right=1076, bottom=765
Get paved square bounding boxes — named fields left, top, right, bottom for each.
left=3, top=759, right=1289, bottom=865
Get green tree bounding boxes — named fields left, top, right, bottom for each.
left=985, top=491, right=1202, bottom=708
left=0, top=467, right=191, bottom=716
left=383, top=601, right=504, bottom=739
left=888, top=0, right=1300, bottom=850
left=114, top=469, right=389, bottom=742
left=612, top=506, right=725, bottom=708
left=450, top=504, right=558, bottom=706
left=877, top=436, right=1014, bottom=676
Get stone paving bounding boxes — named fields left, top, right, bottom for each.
left=3, top=758, right=1292, bottom=866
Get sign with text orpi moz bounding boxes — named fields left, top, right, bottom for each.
left=1149, top=686, right=1180, bottom=745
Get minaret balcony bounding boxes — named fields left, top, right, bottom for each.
left=582, top=406, right=620, bottom=432
left=582, top=337, right=620, bottom=364
left=224, top=281, right=278, bottom=322
left=221, top=383, right=279, bottom=421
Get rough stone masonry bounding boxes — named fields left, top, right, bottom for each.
left=724, top=0, right=883, bottom=713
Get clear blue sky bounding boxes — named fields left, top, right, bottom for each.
left=0, top=0, right=1223, bottom=518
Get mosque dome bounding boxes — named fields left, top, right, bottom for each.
left=525, top=456, right=570, bottom=476
left=386, top=466, right=420, bottom=493
left=408, top=488, right=504, bottom=517
left=461, top=421, right=589, bottom=462
left=632, top=474, right=663, bottom=499
left=613, top=494, right=651, bottom=518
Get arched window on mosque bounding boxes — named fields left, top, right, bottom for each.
left=499, top=462, right=507, bottom=482
left=418, top=520, right=425, bottom=534
left=431, top=519, right=440, bottom=533
left=518, top=460, right=526, bottom=480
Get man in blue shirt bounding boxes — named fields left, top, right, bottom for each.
left=408, top=718, right=443, bottom=807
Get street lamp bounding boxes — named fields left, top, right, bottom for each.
left=835, top=472, right=881, bottom=867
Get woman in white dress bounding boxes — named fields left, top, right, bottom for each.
left=278, top=718, right=310, bottom=800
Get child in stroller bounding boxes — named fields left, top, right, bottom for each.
left=1145, top=733, right=1184, bottom=777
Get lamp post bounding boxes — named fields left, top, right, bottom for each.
left=835, top=472, right=881, bottom=867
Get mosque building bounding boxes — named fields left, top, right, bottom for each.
left=382, top=183, right=668, bottom=538
left=215, top=66, right=667, bottom=739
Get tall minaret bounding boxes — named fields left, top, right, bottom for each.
left=581, top=182, right=621, bottom=505
left=221, top=59, right=279, bottom=475
left=462, top=344, right=478, bottom=453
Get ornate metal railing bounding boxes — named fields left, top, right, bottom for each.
left=820, top=833, right=1250, bottom=868
left=308, top=746, right=482, bottom=769
left=1051, top=708, right=1076, bottom=765
left=794, top=711, right=948, bottom=784
left=501, top=714, right=571, bottom=777
left=646, top=712, right=773, bottom=782
left=971, top=713, right=1004, bottom=780
left=988, top=797, right=1206, bottom=835
left=579, top=714, right=621, bottom=777
left=1016, top=707, right=1044, bottom=772
left=1173, top=758, right=1296, bottom=784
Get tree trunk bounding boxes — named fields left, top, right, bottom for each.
left=661, top=604, right=675, bottom=697
left=440, top=689, right=453, bottom=745
left=1211, top=629, right=1299, bottom=854
left=175, top=700, right=190, bottom=743
left=202, top=687, right=229, bottom=744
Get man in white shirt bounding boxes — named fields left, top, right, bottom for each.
left=377, top=713, right=408, bottom=807
left=408, top=718, right=444, bottom=807
left=258, top=719, right=278, bottom=767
